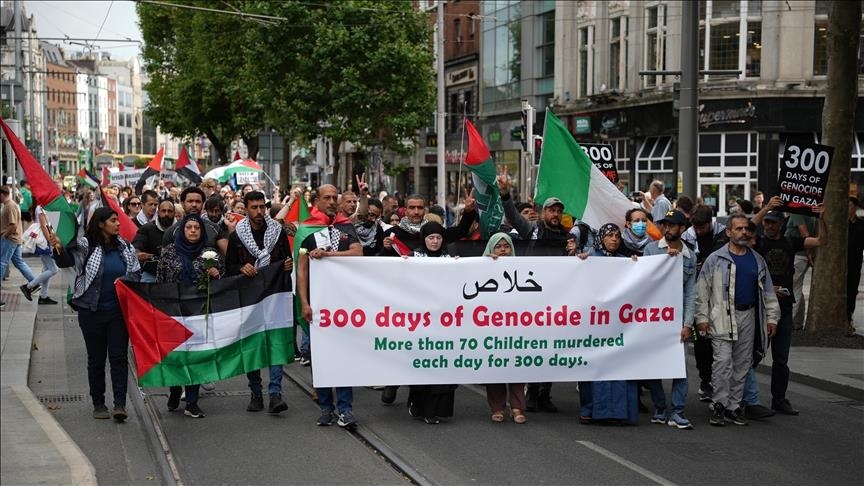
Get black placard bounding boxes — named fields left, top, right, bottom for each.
left=579, top=143, right=619, bottom=184
left=777, top=141, right=833, bottom=216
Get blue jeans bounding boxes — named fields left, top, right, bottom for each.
left=316, top=387, right=353, bottom=414
left=247, top=365, right=283, bottom=396
left=646, top=378, right=689, bottom=415
left=0, top=238, right=36, bottom=283
left=299, top=326, right=310, bottom=357
left=29, top=254, right=58, bottom=297
left=743, top=368, right=761, bottom=406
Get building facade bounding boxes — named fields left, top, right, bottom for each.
left=42, top=43, right=79, bottom=175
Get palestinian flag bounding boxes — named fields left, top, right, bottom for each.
left=101, top=166, right=111, bottom=186
left=134, top=147, right=164, bottom=195
left=175, top=147, right=202, bottom=185
left=464, top=119, right=504, bottom=238
left=99, top=189, right=137, bottom=242
left=1, top=117, right=78, bottom=245
left=117, top=261, right=294, bottom=387
left=77, top=168, right=99, bottom=189
left=535, top=110, right=661, bottom=240
left=284, top=196, right=311, bottom=251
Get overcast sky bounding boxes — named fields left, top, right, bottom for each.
left=25, top=0, right=142, bottom=61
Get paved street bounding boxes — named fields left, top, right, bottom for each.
left=4, top=257, right=864, bottom=485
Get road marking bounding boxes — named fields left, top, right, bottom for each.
left=577, top=440, right=677, bottom=486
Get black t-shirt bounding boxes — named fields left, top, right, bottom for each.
left=755, top=235, right=804, bottom=292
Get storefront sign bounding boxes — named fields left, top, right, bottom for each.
left=777, top=141, right=833, bottom=216
left=309, top=256, right=685, bottom=387
left=446, top=66, right=477, bottom=87
left=698, top=102, right=756, bottom=128
left=579, top=143, right=619, bottom=184
left=574, top=116, right=591, bottom=134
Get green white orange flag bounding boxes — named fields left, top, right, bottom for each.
left=535, top=109, right=660, bottom=239
left=117, top=262, right=294, bottom=387
left=464, top=119, right=504, bottom=238
left=1, top=117, right=78, bottom=245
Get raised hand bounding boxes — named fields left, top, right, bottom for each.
left=356, top=173, right=369, bottom=195
left=496, top=165, right=510, bottom=196
left=463, top=188, right=476, bottom=212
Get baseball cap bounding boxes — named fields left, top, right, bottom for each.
left=657, top=210, right=687, bottom=225
left=543, top=197, right=565, bottom=210
left=763, top=211, right=785, bottom=222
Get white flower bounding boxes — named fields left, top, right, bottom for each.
left=201, top=250, right=219, bottom=260
left=298, top=248, right=308, bottom=255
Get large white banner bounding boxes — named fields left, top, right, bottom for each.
left=310, top=255, right=685, bottom=387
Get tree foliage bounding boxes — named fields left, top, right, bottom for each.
left=138, top=0, right=435, bottom=162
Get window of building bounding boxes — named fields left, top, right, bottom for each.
left=636, top=136, right=674, bottom=189
left=454, top=18, right=462, bottom=45
left=539, top=10, right=555, bottom=78
left=469, top=12, right=476, bottom=39
left=609, top=17, right=627, bottom=91
left=813, top=2, right=829, bottom=75
left=700, top=0, right=763, bottom=79
left=578, top=26, right=594, bottom=97
left=481, top=1, right=522, bottom=112
left=644, top=5, right=666, bottom=87
left=610, top=137, right=630, bottom=192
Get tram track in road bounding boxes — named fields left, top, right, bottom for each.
left=282, top=367, right=434, bottom=486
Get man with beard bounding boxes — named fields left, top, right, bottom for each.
left=136, top=190, right=159, bottom=227
left=162, top=187, right=228, bottom=254
left=379, top=194, right=476, bottom=256
left=696, top=214, right=779, bottom=426
left=643, top=210, right=697, bottom=429
left=225, top=191, right=294, bottom=414
left=297, top=184, right=363, bottom=429
left=132, top=199, right=175, bottom=282
left=743, top=197, right=826, bottom=416
left=497, top=171, right=567, bottom=413
left=204, top=195, right=237, bottom=235
left=354, top=182, right=385, bottom=256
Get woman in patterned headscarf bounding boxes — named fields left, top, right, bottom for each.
left=578, top=222, right=640, bottom=424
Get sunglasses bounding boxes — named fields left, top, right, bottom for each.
left=128, top=202, right=141, bottom=206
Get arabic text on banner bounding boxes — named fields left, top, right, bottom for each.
left=309, top=255, right=685, bottom=388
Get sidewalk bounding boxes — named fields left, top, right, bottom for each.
left=1, top=270, right=96, bottom=486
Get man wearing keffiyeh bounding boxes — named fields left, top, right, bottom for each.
left=225, top=191, right=294, bottom=414
left=297, top=184, right=363, bottom=429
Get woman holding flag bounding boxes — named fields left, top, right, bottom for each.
left=49, top=207, right=141, bottom=423
left=157, top=213, right=225, bottom=419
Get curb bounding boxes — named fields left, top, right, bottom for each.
left=11, top=385, right=97, bottom=486
left=754, top=363, right=864, bottom=402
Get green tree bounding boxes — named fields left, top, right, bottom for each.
left=806, top=1, right=861, bottom=335
left=137, top=0, right=267, bottom=163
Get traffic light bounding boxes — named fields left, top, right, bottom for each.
left=520, top=110, right=528, bottom=151
left=533, top=136, right=543, bottom=165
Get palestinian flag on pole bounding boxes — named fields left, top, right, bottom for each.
left=284, top=196, right=311, bottom=251
left=117, top=261, right=294, bottom=387
left=1, top=117, right=78, bottom=245
left=535, top=109, right=661, bottom=239
left=134, top=147, right=164, bottom=195
left=464, top=119, right=504, bottom=238
left=175, top=146, right=202, bottom=185
left=77, top=168, right=99, bottom=189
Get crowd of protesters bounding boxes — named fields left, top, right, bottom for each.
left=1, top=171, right=861, bottom=430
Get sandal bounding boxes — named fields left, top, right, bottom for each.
left=491, top=411, right=505, bottom=423
left=511, top=408, right=527, bottom=424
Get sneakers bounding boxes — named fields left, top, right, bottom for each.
left=184, top=403, right=206, bottom=418
left=200, top=382, right=216, bottom=392
left=709, top=403, right=726, bottom=427
left=268, top=394, right=288, bottom=414
left=299, top=357, right=311, bottom=366
left=381, top=386, right=397, bottom=404
left=167, top=389, right=182, bottom=411
left=0, top=301, right=6, bottom=310
left=92, top=404, right=110, bottom=419
left=744, top=404, right=775, bottom=420
left=337, top=411, right=357, bottom=429
left=651, top=409, right=667, bottom=424
left=724, top=407, right=748, bottom=426
left=246, top=393, right=264, bottom=412
left=316, top=410, right=335, bottom=426
left=408, top=402, right=420, bottom=419
left=667, top=412, right=694, bottom=430
left=772, top=398, right=800, bottom=415
left=38, top=296, right=58, bottom=305
left=698, top=385, right=713, bottom=403
left=19, top=283, right=39, bottom=301
left=423, top=416, right=440, bottom=425
left=112, top=405, right=128, bottom=422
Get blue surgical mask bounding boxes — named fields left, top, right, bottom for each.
left=631, top=221, right=647, bottom=237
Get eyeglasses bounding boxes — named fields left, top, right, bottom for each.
left=366, top=212, right=380, bottom=220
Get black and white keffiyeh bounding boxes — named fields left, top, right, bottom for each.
left=235, top=216, right=282, bottom=269
left=354, top=221, right=377, bottom=248
left=398, top=217, right=426, bottom=235
left=73, top=237, right=140, bottom=299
